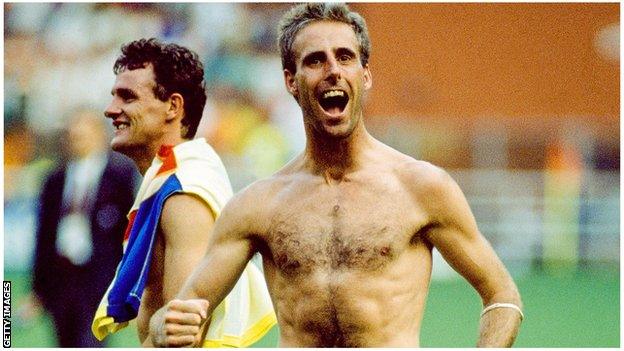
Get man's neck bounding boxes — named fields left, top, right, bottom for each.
left=134, top=153, right=155, bottom=176
left=132, top=135, right=188, bottom=175
left=304, top=121, right=372, bottom=183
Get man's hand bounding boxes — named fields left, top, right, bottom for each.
left=150, top=299, right=210, bottom=347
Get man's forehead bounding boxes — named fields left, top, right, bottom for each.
left=293, top=21, right=358, bottom=56
left=113, top=66, right=155, bottom=90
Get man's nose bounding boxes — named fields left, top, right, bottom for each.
left=104, top=101, right=120, bottom=118
left=325, top=57, right=342, bottom=82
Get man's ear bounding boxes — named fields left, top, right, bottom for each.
left=363, top=64, right=372, bottom=91
left=284, top=69, right=298, bottom=99
left=167, top=93, right=184, bottom=122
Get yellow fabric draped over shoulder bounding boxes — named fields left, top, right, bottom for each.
left=91, top=138, right=276, bottom=347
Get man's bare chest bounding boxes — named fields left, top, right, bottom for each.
left=261, top=180, right=421, bottom=276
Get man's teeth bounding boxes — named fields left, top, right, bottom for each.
left=115, top=124, right=129, bottom=130
left=323, top=90, right=344, bottom=99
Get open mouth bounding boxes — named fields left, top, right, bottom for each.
left=112, top=120, right=130, bottom=131
left=319, top=90, right=349, bottom=115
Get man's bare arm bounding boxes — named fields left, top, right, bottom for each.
left=138, top=193, right=215, bottom=344
left=149, top=192, right=258, bottom=347
left=477, top=305, right=523, bottom=347
left=416, top=166, right=522, bottom=347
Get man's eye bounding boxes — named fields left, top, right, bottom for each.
left=339, top=54, right=353, bottom=62
left=304, top=54, right=324, bottom=67
left=120, top=94, right=136, bottom=102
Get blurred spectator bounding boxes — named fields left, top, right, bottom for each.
left=30, top=107, right=137, bottom=347
left=4, top=115, right=54, bottom=272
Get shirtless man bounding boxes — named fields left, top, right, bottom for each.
left=149, top=3, right=523, bottom=347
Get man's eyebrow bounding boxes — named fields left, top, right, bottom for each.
left=302, top=51, right=325, bottom=63
left=112, top=87, right=137, bottom=98
left=336, top=47, right=356, bottom=56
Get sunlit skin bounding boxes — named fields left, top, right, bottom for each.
left=104, top=65, right=182, bottom=174
left=148, top=20, right=522, bottom=348
left=285, top=21, right=371, bottom=141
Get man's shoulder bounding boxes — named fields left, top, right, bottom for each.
left=395, top=158, right=448, bottom=180
left=372, top=140, right=445, bottom=177
left=171, top=140, right=234, bottom=208
left=209, top=175, right=291, bottom=236
left=388, top=155, right=455, bottom=197
left=388, top=156, right=468, bottom=220
left=236, top=172, right=299, bottom=203
left=238, top=153, right=307, bottom=198
left=175, top=139, right=228, bottom=171
left=221, top=170, right=307, bottom=222
left=44, top=162, right=67, bottom=182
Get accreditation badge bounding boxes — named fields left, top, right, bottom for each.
left=56, top=213, right=93, bottom=266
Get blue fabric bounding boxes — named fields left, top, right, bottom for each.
left=105, top=174, right=183, bottom=322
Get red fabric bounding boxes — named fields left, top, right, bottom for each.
left=123, top=210, right=137, bottom=242
left=156, top=144, right=177, bottom=175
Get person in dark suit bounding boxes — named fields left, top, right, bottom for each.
left=31, top=107, right=137, bottom=347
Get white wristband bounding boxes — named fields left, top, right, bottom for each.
left=480, top=302, right=524, bottom=321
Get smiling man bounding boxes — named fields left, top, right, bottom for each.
left=149, top=3, right=523, bottom=347
left=91, top=38, right=276, bottom=347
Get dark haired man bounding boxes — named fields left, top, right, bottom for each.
left=150, top=4, right=522, bottom=347
left=92, top=38, right=276, bottom=347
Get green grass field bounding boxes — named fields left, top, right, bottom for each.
left=6, top=266, right=619, bottom=347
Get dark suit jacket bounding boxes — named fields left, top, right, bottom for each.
left=33, top=151, right=137, bottom=315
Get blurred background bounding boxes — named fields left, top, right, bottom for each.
left=4, top=2, right=619, bottom=347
